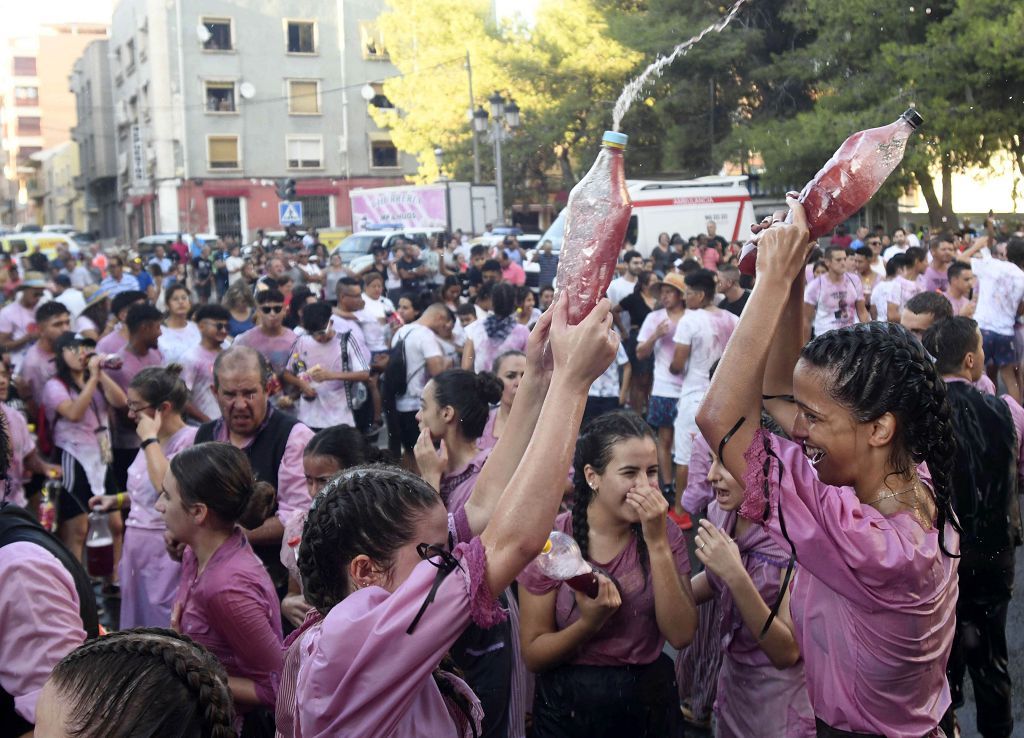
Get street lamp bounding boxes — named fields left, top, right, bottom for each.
left=474, top=93, right=520, bottom=225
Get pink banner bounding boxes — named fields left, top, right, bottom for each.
left=351, top=186, right=447, bottom=231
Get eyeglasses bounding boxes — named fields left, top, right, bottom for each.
left=127, top=403, right=152, bottom=413
left=260, top=305, right=284, bottom=314
left=203, top=320, right=229, bottom=331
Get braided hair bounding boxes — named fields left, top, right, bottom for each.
left=48, top=627, right=234, bottom=737
left=571, top=410, right=657, bottom=576
left=297, top=464, right=478, bottom=735
left=801, top=322, right=961, bottom=556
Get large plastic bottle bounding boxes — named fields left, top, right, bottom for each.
left=554, top=130, right=632, bottom=325
left=739, top=108, right=923, bottom=276
left=535, top=531, right=599, bottom=598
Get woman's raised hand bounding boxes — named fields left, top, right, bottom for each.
left=755, top=197, right=813, bottom=284
left=525, top=299, right=555, bottom=380
left=547, top=294, right=619, bottom=386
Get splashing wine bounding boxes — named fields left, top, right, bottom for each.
left=611, top=0, right=750, bottom=131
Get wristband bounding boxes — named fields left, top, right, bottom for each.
left=140, top=437, right=159, bottom=449
left=116, top=492, right=127, bottom=509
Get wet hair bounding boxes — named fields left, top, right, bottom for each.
left=304, top=424, right=387, bottom=468
left=111, top=290, right=147, bottom=318
left=431, top=369, right=502, bottom=439
left=36, top=300, right=70, bottom=323
left=255, top=288, right=285, bottom=305
left=301, top=301, right=333, bottom=333
left=922, top=317, right=980, bottom=376
left=947, top=261, right=972, bottom=282
left=131, top=365, right=189, bottom=415
left=800, top=322, right=960, bottom=556
left=491, top=283, right=517, bottom=319
left=194, top=304, right=231, bottom=323
left=126, top=303, right=164, bottom=334
left=904, top=291, right=953, bottom=321
left=47, top=628, right=234, bottom=738
left=885, top=253, right=909, bottom=277
left=492, top=349, right=526, bottom=375
left=683, top=269, right=716, bottom=302
left=571, top=410, right=656, bottom=574
left=170, top=442, right=275, bottom=530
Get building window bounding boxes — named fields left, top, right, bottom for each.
left=359, top=22, right=388, bottom=60
left=141, top=84, right=150, bottom=119
left=212, top=197, right=242, bottom=238
left=207, top=135, right=240, bottom=170
left=297, top=195, right=330, bottom=228
left=17, top=117, right=41, bottom=135
left=12, top=57, right=36, bottom=76
left=205, top=81, right=237, bottom=112
left=286, top=21, right=316, bottom=53
left=287, top=80, right=319, bottom=115
left=125, top=40, right=136, bottom=72
left=370, top=137, right=399, bottom=168
left=17, top=146, right=41, bottom=163
left=286, top=136, right=323, bottom=169
left=13, top=86, right=38, bottom=106
left=202, top=18, right=233, bottom=51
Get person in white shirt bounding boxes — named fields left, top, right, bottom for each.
left=869, top=253, right=920, bottom=322
left=959, top=237, right=1024, bottom=403
left=803, top=246, right=868, bottom=342
left=53, top=276, right=86, bottom=320
left=0, top=274, right=48, bottom=374
left=882, top=227, right=911, bottom=262
left=606, top=250, right=644, bottom=311
left=225, top=244, right=245, bottom=285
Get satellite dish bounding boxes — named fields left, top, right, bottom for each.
left=196, top=24, right=211, bottom=43
left=239, top=82, right=256, bottom=99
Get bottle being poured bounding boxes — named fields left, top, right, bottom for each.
left=535, top=531, right=600, bottom=598
left=739, top=108, right=923, bottom=276
left=554, top=131, right=632, bottom=325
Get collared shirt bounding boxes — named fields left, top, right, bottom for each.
left=206, top=408, right=314, bottom=525
left=99, top=272, right=141, bottom=295
left=439, top=447, right=492, bottom=517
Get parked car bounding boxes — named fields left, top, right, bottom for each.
left=333, top=227, right=447, bottom=272
left=135, top=233, right=220, bottom=259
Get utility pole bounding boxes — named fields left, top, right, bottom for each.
left=466, top=51, right=480, bottom=184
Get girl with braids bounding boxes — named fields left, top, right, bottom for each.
left=478, top=350, right=526, bottom=451
left=89, top=365, right=197, bottom=629
left=293, top=294, right=619, bottom=738
left=461, top=282, right=530, bottom=373
left=35, top=628, right=235, bottom=738
left=414, top=368, right=524, bottom=738
left=518, top=410, right=696, bottom=738
left=157, top=442, right=283, bottom=730
left=696, top=200, right=960, bottom=736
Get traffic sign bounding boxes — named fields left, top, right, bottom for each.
left=279, top=200, right=303, bottom=225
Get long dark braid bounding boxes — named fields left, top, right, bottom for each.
left=50, top=627, right=234, bottom=738
left=801, top=322, right=961, bottom=556
left=571, top=410, right=656, bottom=577
left=297, top=464, right=478, bottom=735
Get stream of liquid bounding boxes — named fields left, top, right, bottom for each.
left=612, top=0, right=751, bottom=131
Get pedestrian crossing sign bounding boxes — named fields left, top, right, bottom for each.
left=279, top=201, right=303, bottom=225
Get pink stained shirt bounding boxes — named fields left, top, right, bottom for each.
left=175, top=527, right=283, bottom=708
left=921, top=265, right=949, bottom=293
left=125, top=425, right=197, bottom=530
left=295, top=537, right=502, bottom=738
left=477, top=407, right=500, bottom=452
left=0, top=298, right=37, bottom=373
left=107, top=346, right=164, bottom=448
left=464, top=319, right=530, bottom=375
left=95, top=327, right=128, bottom=356
left=18, top=342, right=55, bottom=406
left=1, top=404, right=36, bottom=507
left=946, top=292, right=972, bottom=316
left=41, top=377, right=109, bottom=452
left=205, top=413, right=314, bottom=525
left=701, top=246, right=721, bottom=271
left=518, top=511, right=691, bottom=667
left=180, top=344, right=222, bottom=421
left=680, top=433, right=714, bottom=515
left=0, top=541, right=87, bottom=724
left=235, top=326, right=298, bottom=376
left=738, top=429, right=958, bottom=736
left=286, top=333, right=368, bottom=430
left=439, top=447, right=492, bottom=518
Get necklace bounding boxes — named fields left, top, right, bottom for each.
left=863, top=479, right=920, bottom=508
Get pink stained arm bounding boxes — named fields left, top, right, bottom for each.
left=0, top=543, right=87, bottom=724
left=275, top=423, right=316, bottom=524
left=740, top=429, right=949, bottom=602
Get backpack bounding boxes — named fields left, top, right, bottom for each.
left=338, top=332, right=368, bottom=410
left=383, top=325, right=428, bottom=401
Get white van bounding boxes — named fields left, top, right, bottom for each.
left=537, top=176, right=753, bottom=257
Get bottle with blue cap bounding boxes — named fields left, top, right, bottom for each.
left=554, top=129, right=632, bottom=325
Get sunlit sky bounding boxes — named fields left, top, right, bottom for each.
left=4, top=0, right=113, bottom=38
left=495, top=0, right=540, bottom=25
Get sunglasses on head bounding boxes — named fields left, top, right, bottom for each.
left=260, top=305, right=284, bottom=314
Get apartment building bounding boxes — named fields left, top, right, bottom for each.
left=0, top=24, right=107, bottom=225
left=108, top=0, right=414, bottom=241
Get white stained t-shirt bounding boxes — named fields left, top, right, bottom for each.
left=158, top=322, right=202, bottom=366
left=672, top=308, right=738, bottom=397
left=804, top=273, right=863, bottom=337
left=636, top=309, right=684, bottom=399
left=588, top=343, right=629, bottom=399
left=287, top=333, right=370, bottom=429
left=972, top=257, right=1024, bottom=336
left=392, top=323, right=443, bottom=413
left=606, top=276, right=637, bottom=307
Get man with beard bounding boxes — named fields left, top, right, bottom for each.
left=194, top=345, right=313, bottom=596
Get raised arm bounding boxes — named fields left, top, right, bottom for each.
left=462, top=309, right=555, bottom=536
left=696, top=199, right=813, bottom=485
left=480, top=295, right=618, bottom=597
left=762, top=267, right=806, bottom=435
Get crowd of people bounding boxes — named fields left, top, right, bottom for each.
left=0, top=207, right=1022, bottom=738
